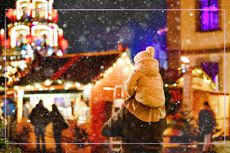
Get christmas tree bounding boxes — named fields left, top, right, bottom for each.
left=0, top=0, right=68, bottom=87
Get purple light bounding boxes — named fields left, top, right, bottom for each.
left=201, top=62, right=219, bottom=81
left=200, top=0, right=219, bottom=31
left=157, top=27, right=168, bottom=35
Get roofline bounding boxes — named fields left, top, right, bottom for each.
left=57, top=49, right=123, bottom=58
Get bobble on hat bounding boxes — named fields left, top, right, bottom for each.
left=146, top=46, right=155, bottom=56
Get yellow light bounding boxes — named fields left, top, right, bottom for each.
left=31, top=25, right=54, bottom=46
left=44, top=79, right=52, bottom=86
left=180, top=56, right=190, bottom=64
left=57, top=50, right=63, bottom=56
left=164, top=84, right=168, bottom=87
left=83, top=83, right=92, bottom=97
left=124, top=66, right=130, bottom=74
left=0, top=29, right=4, bottom=35
left=84, top=83, right=93, bottom=89
left=26, top=85, right=31, bottom=90
left=48, top=23, right=59, bottom=46
left=126, top=58, right=131, bottom=65
left=10, top=25, right=30, bottom=47
left=11, top=68, right=17, bottom=74
left=75, top=82, right=81, bottom=88
left=57, top=79, right=63, bottom=84
left=108, top=67, right=113, bottom=73
left=35, top=83, right=41, bottom=88
left=96, top=81, right=100, bottom=85
left=64, top=87, right=69, bottom=90
left=196, top=69, right=202, bottom=74
left=58, top=29, right=63, bottom=36
left=117, top=58, right=124, bottom=65
left=122, top=52, right=127, bottom=57
left=64, top=82, right=72, bottom=89
left=14, top=86, right=19, bottom=90
left=103, top=87, right=114, bottom=91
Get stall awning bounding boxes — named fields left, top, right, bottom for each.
left=175, top=67, right=217, bottom=91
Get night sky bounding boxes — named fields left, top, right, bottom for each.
left=0, top=0, right=167, bottom=67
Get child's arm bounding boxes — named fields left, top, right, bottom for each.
left=125, top=70, right=142, bottom=97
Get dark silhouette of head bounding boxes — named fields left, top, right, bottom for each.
left=80, top=95, right=84, bottom=101
left=204, top=101, right=210, bottom=107
left=38, top=100, right=43, bottom=106
left=52, top=104, right=59, bottom=112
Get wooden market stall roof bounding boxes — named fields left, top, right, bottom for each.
left=16, top=50, right=122, bottom=85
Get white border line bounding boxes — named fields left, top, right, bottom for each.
left=4, top=9, right=7, bottom=143
left=5, top=8, right=226, bottom=11
left=3, top=8, right=227, bottom=146
left=223, top=8, right=227, bottom=144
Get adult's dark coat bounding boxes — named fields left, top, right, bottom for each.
left=198, top=108, right=216, bottom=135
left=29, top=104, right=50, bottom=128
left=102, top=107, right=167, bottom=153
left=50, top=105, right=68, bottom=153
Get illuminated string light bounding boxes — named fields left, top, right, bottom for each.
left=44, top=79, right=52, bottom=86
left=11, top=25, right=30, bottom=47
left=31, top=25, right=54, bottom=46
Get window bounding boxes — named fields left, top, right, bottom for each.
left=199, top=0, right=220, bottom=31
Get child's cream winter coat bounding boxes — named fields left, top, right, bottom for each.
left=125, top=46, right=166, bottom=122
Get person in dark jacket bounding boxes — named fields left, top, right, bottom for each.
left=29, top=100, right=50, bottom=153
left=102, top=103, right=167, bottom=153
left=198, top=101, right=216, bottom=153
left=50, top=104, right=68, bottom=153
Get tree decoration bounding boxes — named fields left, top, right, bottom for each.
left=1, top=0, right=69, bottom=86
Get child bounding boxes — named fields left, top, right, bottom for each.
left=102, top=47, right=167, bottom=153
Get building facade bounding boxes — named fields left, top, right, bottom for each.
left=167, top=0, right=230, bottom=92
left=167, top=0, right=230, bottom=136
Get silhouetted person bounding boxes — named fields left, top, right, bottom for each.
left=2, top=99, right=16, bottom=141
left=198, top=101, right=216, bottom=153
left=29, top=100, right=50, bottom=153
left=50, top=104, right=68, bottom=153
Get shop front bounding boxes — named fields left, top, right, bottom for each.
left=21, top=91, right=89, bottom=122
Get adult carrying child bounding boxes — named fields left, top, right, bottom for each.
left=102, top=46, right=167, bottom=153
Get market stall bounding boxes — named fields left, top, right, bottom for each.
left=164, top=67, right=229, bottom=143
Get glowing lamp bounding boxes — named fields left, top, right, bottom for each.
left=0, top=29, right=4, bottom=40
left=180, top=56, right=190, bottom=64
left=44, top=79, right=52, bottom=86
left=50, top=10, right=58, bottom=23
left=2, top=38, right=10, bottom=48
left=59, top=39, right=68, bottom=50
left=58, top=29, right=63, bottom=38
left=117, top=43, right=125, bottom=52
left=6, top=9, right=16, bottom=21
left=26, top=35, right=34, bottom=44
